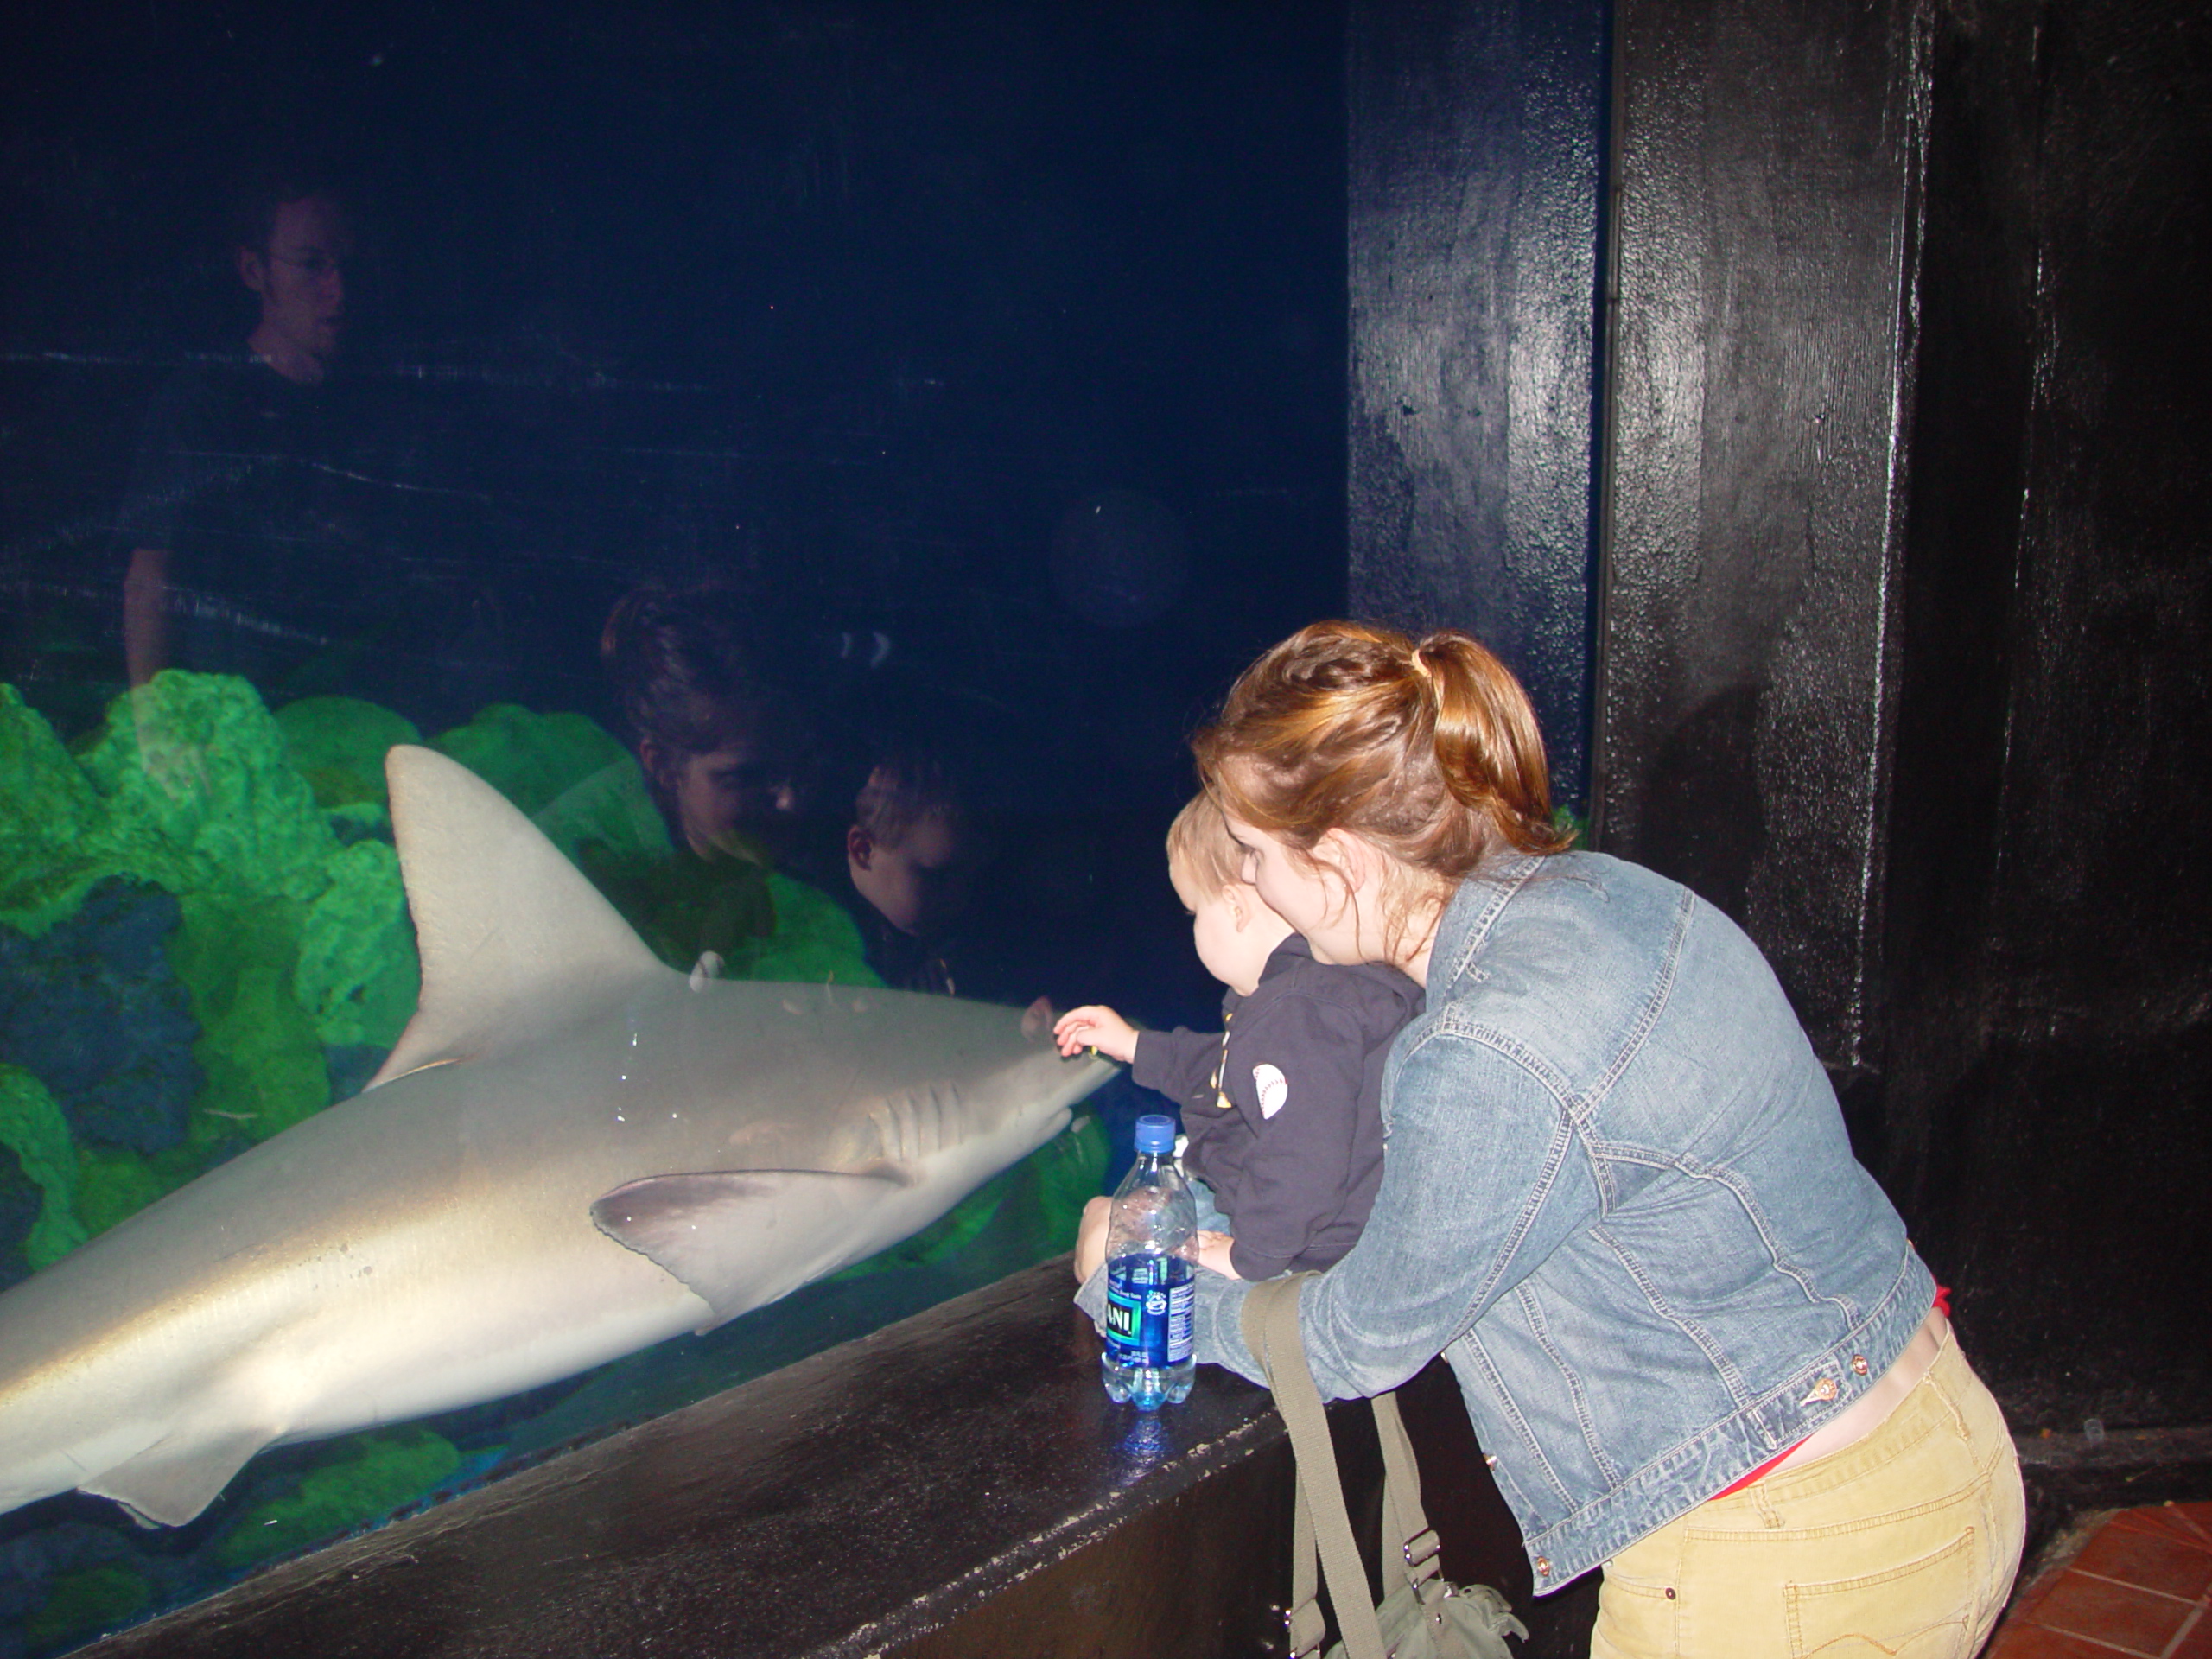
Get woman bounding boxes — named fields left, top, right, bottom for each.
left=601, top=584, right=821, bottom=866
left=1083, top=621, right=2023, bottom=1656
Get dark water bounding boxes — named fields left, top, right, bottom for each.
left=0, top=1, right=1345, bottom=1649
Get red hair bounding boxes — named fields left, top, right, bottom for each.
left=1192, top=621, right=1570, bottom=898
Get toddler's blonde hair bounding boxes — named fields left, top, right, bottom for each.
left=1164, top=791, right=1244, bottom=895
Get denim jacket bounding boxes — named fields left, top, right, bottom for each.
left=1142, top=851, right=1935, bottom=1591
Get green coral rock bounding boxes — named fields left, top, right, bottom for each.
left=73, top=1141, right=172, bottom=1243
left=0, top=1063, right=87, bottom=1268
left=216, top=1427, right=461, bottom=1570
left=0, top=685, right=113, bottom=933
left=732, top=873, right=880, bottom=988
left=534, top=758, right=672, bottom=868
left=76, top=672, right=338, bottom=907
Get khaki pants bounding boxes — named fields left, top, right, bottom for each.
left=1592, top=1332, right=2025, bottom=1657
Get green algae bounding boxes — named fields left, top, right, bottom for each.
left=0, top=685, right=114, bottom=935
left=25, top=1564, right=151, bottom=1651
left=215, top=1428, right=461, bottom=1571
left=0, top=1064, right=88, bottom=1268
left=74, top=674, right=339, bottom=908
left=737, top=873, right=880, bottom=987
left=0, top=674, right=414, bottom=1240
left=1029, top=1110, right=1109, bottom=1236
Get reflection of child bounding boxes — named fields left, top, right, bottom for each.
left=842, top=750, right=985, bottom=995
left=1055, top=795, right=1423, bottom=1281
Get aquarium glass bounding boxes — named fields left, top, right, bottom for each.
left=0, top=0, right=1347, bottom=1649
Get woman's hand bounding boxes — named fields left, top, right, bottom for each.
left=1053, top=1005, right=1140, bottom=1064
left=1072, top=1194, right=1113, bottom=1281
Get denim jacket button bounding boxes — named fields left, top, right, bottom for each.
left=1535, top=1556, right=1551, bottom=1578
left=1852, top=1354, right=1870, bottom=1376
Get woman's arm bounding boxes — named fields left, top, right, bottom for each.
left=1181, top=1026, right=1603, bottom=1399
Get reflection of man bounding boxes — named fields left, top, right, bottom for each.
left=237, top=192, right=352, bottom=384
left=118, top=176, right=381, bottom=691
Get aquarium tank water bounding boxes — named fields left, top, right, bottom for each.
left=0, top=1, right=1346, bottom=1649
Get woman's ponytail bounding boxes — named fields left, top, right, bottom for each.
left=1194, top=620, right=1569, bottom=890
left=1414, top=632, right=1567, bottom=856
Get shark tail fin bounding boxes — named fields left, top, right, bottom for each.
left=82, top=1423, right=276, bottom=1528
left=370, top=745, right=667, bottom=1088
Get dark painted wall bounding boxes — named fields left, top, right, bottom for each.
left=1347, top=0, right=1610, bottom=808
left=1880, top=0, right=2212, bottom=1429
left=1594, top=0, right=1924, bottom=1077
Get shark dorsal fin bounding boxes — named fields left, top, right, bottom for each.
left=369, top=745, right=666, bottom=1088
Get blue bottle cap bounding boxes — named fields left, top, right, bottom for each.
left=1133, top=1114, right=1177, bottom=1154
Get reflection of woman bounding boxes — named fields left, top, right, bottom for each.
left=1103, top=622, right=2024, bottom=1656
left=601, top=586, right=816, bottom=864
left=594, top=586, right=825, bottom=968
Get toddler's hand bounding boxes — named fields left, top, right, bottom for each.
left=1053, top=1005, right=1139, bottom=1064
left=1193, top=1231, right=1240, bottom=1280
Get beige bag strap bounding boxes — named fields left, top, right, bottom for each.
left=1287, top=1468, right=1329, bottom=1657
left=1373, top=1389, right=1448, bottom=1604
left=1243, top=1275, right=1388, bottom=1659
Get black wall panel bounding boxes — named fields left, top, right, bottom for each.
left=1348, top=0, right=1611, bottom=808
left=1596, top=0, right=1926, bottom=1077
left=1883, top=0, right=2212, bottom=1428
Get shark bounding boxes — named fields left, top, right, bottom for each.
left=0, top=745, right=1112, bottom=1528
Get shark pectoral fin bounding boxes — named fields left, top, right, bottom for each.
left=591, top=1169, right=908, bottom=1334
left=81, top=1424, right=275, bottom=1528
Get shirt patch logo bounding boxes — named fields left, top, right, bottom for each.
left=1254, top=1063, right=1289, bottom=1119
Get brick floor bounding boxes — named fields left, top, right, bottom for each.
left=1987, top=1502, right=2212, bottom=1658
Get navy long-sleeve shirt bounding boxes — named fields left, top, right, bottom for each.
left=1131, top=935, right=1422, bottom=1280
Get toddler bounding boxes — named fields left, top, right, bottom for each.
left=842, top=748, right=984, bottom=995
left=1055, top=794, right=1422, bottom=1280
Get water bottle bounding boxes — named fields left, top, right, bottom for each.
left=1101, top=1113, right=1196, bottom=1408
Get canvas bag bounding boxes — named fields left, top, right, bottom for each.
left=1243, top=1274, right=1529, bottom=1659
